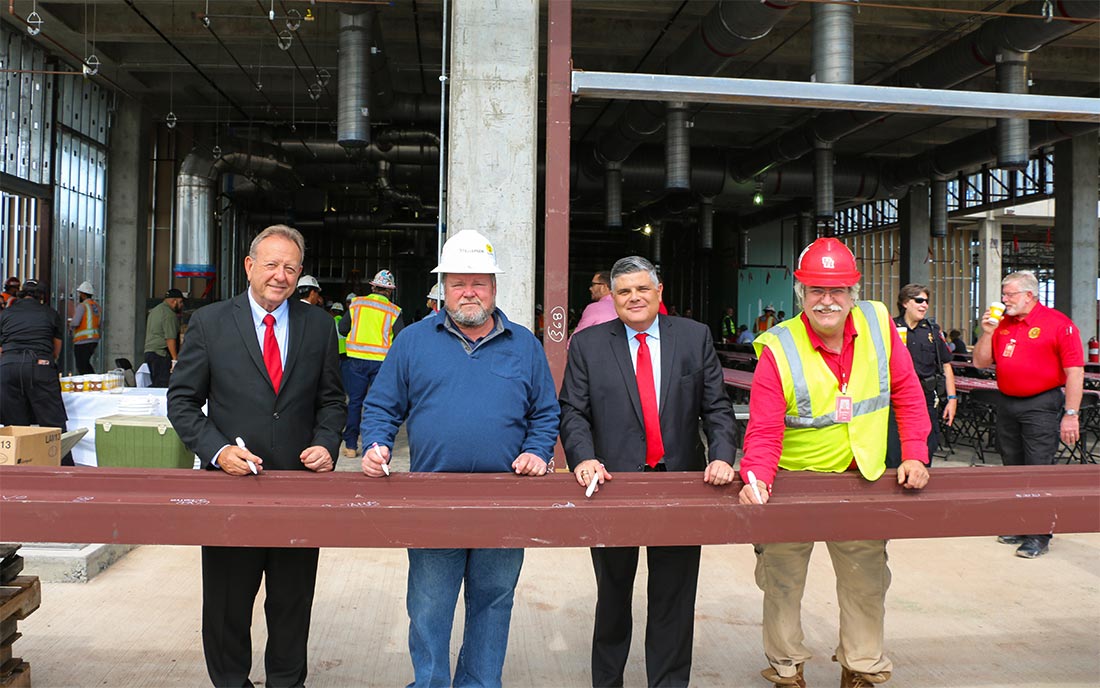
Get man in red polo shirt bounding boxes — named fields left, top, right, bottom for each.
left=973, top=270, right=1085, bottom=559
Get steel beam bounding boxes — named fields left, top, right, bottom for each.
left=571, top=71, right=1100, bottom=123
left=1, top=466, right=1096, bottom=548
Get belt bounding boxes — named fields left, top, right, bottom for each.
left=0, top=351, right=53, bottom=365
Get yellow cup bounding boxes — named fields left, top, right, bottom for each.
left=896, top=326, right=908, bottom=346
left=988, top=301, right=1006, bottom=324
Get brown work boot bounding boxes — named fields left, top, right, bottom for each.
left=839, top=666, right=891, bottom=687
left=342, top=446, right=358, bottom=458
left=761, top=664, right=806, bottom=687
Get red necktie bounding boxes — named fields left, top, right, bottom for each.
left=635, top=333, right=664, bottom=468
left=263, top=313, right=283, bottom=393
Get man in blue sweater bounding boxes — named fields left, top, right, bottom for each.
left=360, top=229, right=559, bottom=688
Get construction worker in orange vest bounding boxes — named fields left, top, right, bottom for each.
left=71, top=280, right=101, bottom=374
left=0, top=276, right=19, bottom=309
left=338, top=269, right=402, bottom=457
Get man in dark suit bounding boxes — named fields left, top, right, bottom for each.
left=168, top=224, right=346, bottom=688
left=559, top=255, right=738, bottom=688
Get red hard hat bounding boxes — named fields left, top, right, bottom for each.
left=793, top=237, right=861, bottom=287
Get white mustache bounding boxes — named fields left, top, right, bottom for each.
left=812, top=304, right=844, bottom=313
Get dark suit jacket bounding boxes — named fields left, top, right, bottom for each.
left=560, top=315, right=736, bottom=472
left=168, top=292, right=346, bottom=470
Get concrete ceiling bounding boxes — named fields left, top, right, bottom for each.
left=4, top=0, right=1098, bottom=221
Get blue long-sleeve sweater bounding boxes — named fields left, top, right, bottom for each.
left=360, top=309, right=559, bottom=473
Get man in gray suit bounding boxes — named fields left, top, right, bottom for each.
left=168, top=224, right=346, bottom=687
left=559, top=255, right=737, bottom=688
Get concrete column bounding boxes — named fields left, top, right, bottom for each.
left=1054, top=132, right=1099, bottom=344
left=446, top=0, right=538, bottom=329
left=898, top=184, right=930, bottom=287
left=978, top=217, right=1003, bottom=322
left=105, top=98, right=150, bottom=367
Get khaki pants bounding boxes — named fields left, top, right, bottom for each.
left=754, top=540, right=893, bottom=678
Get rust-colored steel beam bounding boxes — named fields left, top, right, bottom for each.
left=1, top=466, right=1096, bottom=548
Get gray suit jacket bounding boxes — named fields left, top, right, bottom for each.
left=168, top=292, right=346, bottom=470
left=559, top=315, right=736, bottom=472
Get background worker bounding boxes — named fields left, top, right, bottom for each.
left=339, top=269, right=402, bottom=458
left=886, top=283, right=956, bottom=467
left=297, top=274, right=324, bottom=306
left=973, top=270, right=1085, bottom=559
left=0, top=279, right=73, bottom=465
left=570, top=270, right=615, bottom=342
left=143, top=288, right=183, bottom=387
left=425, top=282, right=442, bottom=316
left=71, top=280, right=102, bottom=374
left=0, top=276, right=19, bottom=309
left=329, top=301, right=347, bottom=360
left=739, top=237, right=930, bottom=688
left=754, top=305, right=778, bottom=334
left=721, top=307, right=737, bottom=343
left=360, top=229, right=558, bottom=688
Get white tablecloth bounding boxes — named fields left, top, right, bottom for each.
left=63, top=388, right=168, bottom=466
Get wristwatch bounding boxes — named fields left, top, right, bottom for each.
left=1064, top=408, right=1079, bottom=416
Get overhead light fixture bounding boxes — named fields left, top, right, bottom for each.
left=752, top=180, right=764, bottom=206
left=642, top=223, right=653, bottom=236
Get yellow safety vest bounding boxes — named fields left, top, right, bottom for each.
left=753, top=301, right=893, bottom=481
left=335, top=314, right=346, bottom=355
left=346, top=294, right=401, bottom=361
left=73, top=299, right=102, bottom=343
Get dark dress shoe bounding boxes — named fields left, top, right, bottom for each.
left=997, top=535, right=1024, bottom=545
left=1016, top=538, right=1050, bottom=559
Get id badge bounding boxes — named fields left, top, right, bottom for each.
left=1002, top=339, right=1016, bottom=358
left=835, top=395, right=853, bottom=423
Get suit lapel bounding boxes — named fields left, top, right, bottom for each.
left=609, top=323, right=645, bottom=427
left=280, top=300, right=307, bottom=391
left=658, top=316, right=675, bottom=416
left=233, top=293, right=272, bottom=391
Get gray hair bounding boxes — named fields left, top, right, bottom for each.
left=249, top=225, right=306, bottom=263
left=610, top=256, right=659, bottom=291
left=1002, top=270, right=1038, bottom=296
left=793, top=280, right=861, bottom=309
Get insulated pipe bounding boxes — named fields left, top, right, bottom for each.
left=996, top=49, right=1030, bottom=170
left=731, top=0, right=1100, bottom=181
left=606, top=162, right=623, bottom=228
left=377, top=159, right=424, bottom=209
left=369, top=10, right=443, bottom=122
left=811, top=1, right=854, bottom=85
left=798, top=212, right=815, bottom=249
left=665, top=102, right=691, bottom=191
left=338, top=11, right=371, bottom=148
left=699, top=197, right=714, bottom=250
left=931, top=178, right=948, bottom=238
left=814, top=142, right=835, bottom=221
left=175, top=151, right=217, bottom=279
left=279, top=139, right=439, bottom=165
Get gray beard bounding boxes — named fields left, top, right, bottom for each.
left=448, top=304, right=491, bottom=328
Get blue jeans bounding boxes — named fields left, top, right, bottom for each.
left=406, top=548, right=524, bottom=688
left=342, top=357, right=383, bottom=448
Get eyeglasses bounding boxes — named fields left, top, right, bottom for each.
left=912, top=297, right=928, bottom=304
left=1001, top=290, right=1025, bottom=298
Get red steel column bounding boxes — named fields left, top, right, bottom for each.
left=543, top=0, right=573, bottom=469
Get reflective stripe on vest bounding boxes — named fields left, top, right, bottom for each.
left=346, top=294, right=401, bottom=360
left=73, top=299, right=102, bottom=343
left=754, top=300, right=893, bottom=481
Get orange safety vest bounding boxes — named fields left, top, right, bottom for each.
left=73, top=298, right=102, bottom=343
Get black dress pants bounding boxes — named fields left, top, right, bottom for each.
left=997, top=387, right=1064, bottom=546
left=201, top=546, right=320, bottom=688
left=74, top=342, right=97, bottom=374
left=590, top=545, right=702, bottom=688
left=0, top=357, right=74, bottom=465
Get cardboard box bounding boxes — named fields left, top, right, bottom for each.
left=0, top=426, right=63, bottom=466
left=95, top=415, right=196, bottom=469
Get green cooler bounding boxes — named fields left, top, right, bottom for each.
left=95, top=415, right=196, bottom=468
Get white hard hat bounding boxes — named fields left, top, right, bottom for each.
left=346, top=292, right=357, bottom=302
left=76, top=280, right=95, bottom=296
left=426, top=283, right=444, bottom=301
left=297, top=274, right=321, bottom=290
left=330, top=302, right=344, bottom=312
left=370, top=269, right=396, bottom=289
left=431, top=230, right=504, bottom=274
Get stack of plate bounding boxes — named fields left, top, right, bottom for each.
left=115, top=395, right=159, bottom=416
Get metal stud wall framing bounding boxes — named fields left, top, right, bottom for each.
left=1, top=25, right=54, bottom=185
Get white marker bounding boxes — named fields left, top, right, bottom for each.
left=746, top=470, right=764, bottom=504
left=585, top=469, right=601, bottom=498
left=370, top=443, right=390, bottom=476
left=234, top=437, right=258, bottom=475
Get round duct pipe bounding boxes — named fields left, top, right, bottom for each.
left=665, top=102, right=690, bottom=191
left=338, top=12, right=372, bottom=149
left=175, top=172, right=216, bottom=279
left=739, top=229, right=750, bottom=266
left=814, top=142, right=835, bottom=222
left=811, top=1, right=854, bottom=84
left=996, top=49, right=1029, bottom=169
left=798, top=213, right=815, bottom=250
left=699, top=197, right=714, bottom=250
left=651, top=223, right=663, bottom=265
left=931, top=178, right=948, bottom=238
left=606, top=162, right=623, bottom=228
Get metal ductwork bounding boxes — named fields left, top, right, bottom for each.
left=279, top=138, right=439, bottom=165
left=732, top=0, right=1100, bottom=181
left=996, top=49, right=1030, bottom=169
left=606, top=162, right=623, bottom=228
left=798, top=212, right=815, bottom=249
left=377, top=159, right=424, bottom=209
left=651, top=223, right=662, bottom=265
left=699, top=197, right=714, bottom=250
left=175, top=151, right=217, bottom=279
left=814, top=142, right=835, bottom=221
left=588, top=0, right=798, bottom=175
left=665, top=102, right=691, bottom=191
left=811, top=1, right=852, bottom=228
left=931, top=178, right=948, bottom=238
left=368, top=11, right=442, bottom=122
left=739, top=229, right=750, bottom=265
left=338, top=11, right=372, bottom=149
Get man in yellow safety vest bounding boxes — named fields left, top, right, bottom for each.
left=71, top=280, right=101, bottom=374
left=738, top=237, right=930, bottom=688
left=338, top=269, right=402, bottom=457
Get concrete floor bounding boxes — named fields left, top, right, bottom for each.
left=13, top=438, right=1100, bottom=687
